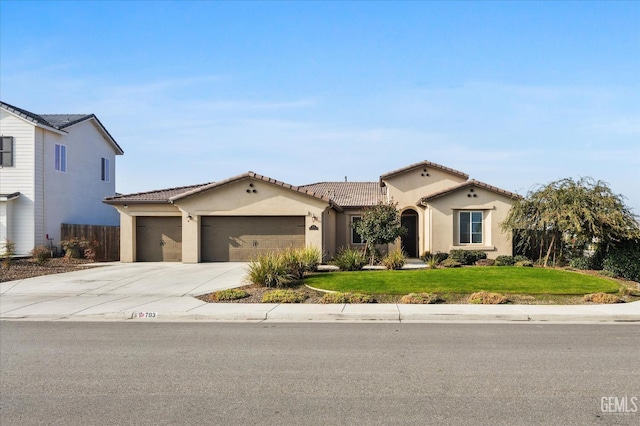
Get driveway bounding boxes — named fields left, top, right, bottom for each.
left=0, top=262, right=247, bottom=319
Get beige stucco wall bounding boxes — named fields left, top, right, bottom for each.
left=322, top=208, right=337, bottom=261
left=425, top=186, right=515, bottom=258
left=114, top=177, right=331, bottom=263
left=382, top=167, right=468, bottom=257
left=383, top=167, right=467, bottom=207
left=113, top=204, right=181, bottom=262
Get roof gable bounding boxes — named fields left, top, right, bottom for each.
left=380, top=160, right=469, bottom=185
left=107, top=172, right=341, bottom=210
left=419, top=179, right=521, bottom=204
left=170, top=172, right=338, bottom=208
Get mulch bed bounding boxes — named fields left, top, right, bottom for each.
left=0, top=258, right=96, bottom=283
left=194, top=283, right=631, bottom=305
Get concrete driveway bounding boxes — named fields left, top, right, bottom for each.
left=0, top=262, right=247, bottom=319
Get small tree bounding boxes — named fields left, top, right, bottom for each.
left=354, top=201, right=406, bottom=265
left=1, top=239, right=16, bottom=269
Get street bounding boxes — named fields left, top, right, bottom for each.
left=1, top=322, right=638, bottom=425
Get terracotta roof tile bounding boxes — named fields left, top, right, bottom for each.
left=299, top=182, right=386, bottom=208
left=105, top=172, right=341, bottom=208
left=104, top=183, right=214, bottom=204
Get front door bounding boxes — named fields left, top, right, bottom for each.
left=401, top=210, right=418, bottom=258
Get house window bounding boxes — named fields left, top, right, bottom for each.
left=459, top=211, right=483, bottom=244
left=54, top=144, right=66, bottom=172
left=351, top=216, right=364, bottom=244
left=101, top=158, right=110, bottom=182
left=0, top=136, right=13, bottom=167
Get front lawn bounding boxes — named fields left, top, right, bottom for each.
left=304, top=267, right=620, bottom=295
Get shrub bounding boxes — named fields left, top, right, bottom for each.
left=569, top=257, right=591, bottom=270
left=513, top=255, right=530, bottom=263
left=280, top=246, right=320, bottom=279
left=421, top=251, right=449, bottom=263
left=246, top=252, right=293, bottom=288
left=347, top=293, right=375, bottom=303
left=514, top=260, right=533, bottom=267
left=30, top=245, right=51, bottom=265
left=262, top=289, right=307, bottom=303
left=440, top=258, right=461, bottom=268
left=60, top=238, right=98, bottom=260
left=599, top=270, right=618, bottom=278
left=382, top=249, right=406, bottom=270
left=425, top=255, right=440, bottom=269
left=475, top=258, right=495, bottom=267
left=211, top=289, right=250, bottom=301
left=320, top=292, right=348, bottom=304
left=400, top=293, right=440, bottom=304
left=583, top=293, right=623, bottom=304
left=449, top=249, right=487, bottom=265
left=494, top=255, right=515, bottom=266
left=468, top=291, right=508, bottom=304
left=332, top=247, right=368, bottom=271
left=320, top=292, right=375, bottom=303
left=603, top=240, right=640, bottom=282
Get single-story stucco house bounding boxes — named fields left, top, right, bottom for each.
left=104, top=160, right=520, bottom=263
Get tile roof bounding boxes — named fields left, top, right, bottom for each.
left=419, top=179, right=521, bottom=203
left=380, top=160, right=469, bottom=183
left=299, top=182, right=386, bottom=208
left=105, top=172, right=342, bottom=209
left=104, top=183, right=214, bottom=204
left=1, top=101, right=123, bottom=154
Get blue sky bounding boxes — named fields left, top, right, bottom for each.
left=2, top=1, right=639, bottom=213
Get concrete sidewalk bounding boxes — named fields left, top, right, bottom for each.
left=1, top=262, right=639, bottom=323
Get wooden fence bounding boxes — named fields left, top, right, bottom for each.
left=60, top=224, right=120, bottom=261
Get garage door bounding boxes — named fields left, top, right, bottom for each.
left=136, top=217, right=182, bottom=262
left=201, top=216, right=305, bottom=261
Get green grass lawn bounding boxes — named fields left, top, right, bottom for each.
left=304, top=267, right=620, bottom=295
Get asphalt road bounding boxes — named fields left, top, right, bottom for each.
left=1, top=322, right=639, bottom=425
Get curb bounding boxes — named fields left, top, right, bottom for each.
left=2, top=302, right=638, bottom=323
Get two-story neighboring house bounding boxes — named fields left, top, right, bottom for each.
left=0, top=101, right=124, bottom=256
left=105, top=160, right=520, bottom=263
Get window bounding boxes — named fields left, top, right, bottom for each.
left=54, top=144, right=66, bottom=172
left=351, top=216, right=364, bottom=244
left=0, top=136, right=13, bottom=167
left=101, top=157, right=110, bottom=182
left=459, top=211, right=483, bottom=244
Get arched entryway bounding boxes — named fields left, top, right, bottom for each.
left=401, top=209, right=419, bottom=258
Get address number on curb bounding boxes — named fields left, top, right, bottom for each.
left=130, top=312, right=158, bottom=319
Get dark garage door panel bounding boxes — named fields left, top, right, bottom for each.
left=201, top=216, right=305, bottom=262
left=136, top=217, right=182, bottom=262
